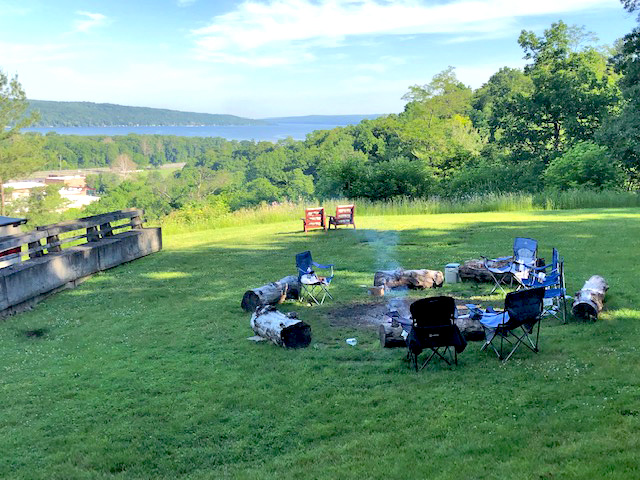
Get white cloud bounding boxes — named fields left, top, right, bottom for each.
left=177, top=0, right=196, bottom=6
left=73, top=11, right=107, bottom=33
left=0, top=42, right=74, bottom=65
left=191, top=0, right=618, bottom=65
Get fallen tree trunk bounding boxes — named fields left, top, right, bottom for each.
left=250, top=305, right=312, bottom=348
left=374, top=268, right=444, bottom=289
left=572, top=275, right=608, bottom=320
left=241, top=275, right=301, bottom=312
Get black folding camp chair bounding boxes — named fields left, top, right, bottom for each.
left=480, top=287, right=545, bottom=362
left=406, top=296, right=467, bottom=371
left=295, top=251, right=334, bottom=305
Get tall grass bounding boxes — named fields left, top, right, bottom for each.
left=160, top=190, right=640, bottom=234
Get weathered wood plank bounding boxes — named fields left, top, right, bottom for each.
left=0, top=230, right=49, bottom=253
left=35, top=208, right=143, bottom=236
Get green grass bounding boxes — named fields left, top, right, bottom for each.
left=2, top=208, right=640, bottom=479
left=160, top=190, right=640, bottom=235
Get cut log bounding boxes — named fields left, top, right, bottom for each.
left=241, top=275, right=301, bottom=311
left=374, top=268, right=443, bottom=289
left=250, top=305, right=311, bottom=348
left=458, top=258, right=510, bottom=283
left=379, top=323, right=406, bottom=348
left=454, top=315, right=485, bottom=341
left=458, top=257, right=545, bottom=283
left=572, top=275, right=608, bottom=320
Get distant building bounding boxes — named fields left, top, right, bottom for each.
left=2, top=175, right=99, bottom=211
left=2, top=181, right=46, bottom=199
left=44, top=174, right=87, bottom=190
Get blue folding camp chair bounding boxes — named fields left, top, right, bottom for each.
left=483, top=237, right=538, bottom=294
left=296, top=251, right=334, bottom=305
left=517, top=248, right=567, bottom=322
left=475, top=287, right=545, bottom=362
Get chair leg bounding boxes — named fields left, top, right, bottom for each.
left=306, top=286, right=321, bottom=305
left=487, top=270, right=507, bottom=294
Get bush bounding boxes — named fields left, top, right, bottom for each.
left=543, top=142, right=624, bottom=191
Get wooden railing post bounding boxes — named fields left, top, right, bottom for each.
left=28, top=240, right=44, bottom=259
left=87, top=226, right=99, bottom=242
left=47, top=235, right=62, bottom=253
left=99, top=222, right=114, bottom=238
left=131, top=215, right=143, bottom=229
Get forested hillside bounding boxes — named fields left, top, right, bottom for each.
left=26, top=100, right=264, bottom=127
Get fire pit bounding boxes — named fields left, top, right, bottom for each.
left=327, top=296, right=485, bottom=346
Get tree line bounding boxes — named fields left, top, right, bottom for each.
left=26, top=100, right=262, bottom=127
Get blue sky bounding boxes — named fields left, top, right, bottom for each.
left=0, top=0, right=635, bottom=118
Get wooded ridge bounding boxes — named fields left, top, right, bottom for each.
left=26, top=100, right=266, bottom=127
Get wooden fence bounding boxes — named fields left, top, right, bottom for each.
left=0, top=209, right=161, bottom=316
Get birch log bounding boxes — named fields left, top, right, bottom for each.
left=378, top=323, right=406, bottom=348
left=250, top=305, right=312, bottom=348
left=572, top=275, right=608, bottom=320
left=374, top=268, right=444, bottom=289
left=241, top=275, right=301, bottom=311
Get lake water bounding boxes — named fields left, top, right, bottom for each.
left=24, top=123, right=348, bottom=142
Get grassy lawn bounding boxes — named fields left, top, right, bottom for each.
left=1, top=209, right=639, bottom=479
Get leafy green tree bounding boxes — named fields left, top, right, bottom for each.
left=402, top=67, right=472, bottom=124
left=0, top=70, right=44, bottom=214
left=597, top=6, right=640, bottom=185
left=543, top=142, right=623, bottom=190
left=514, top=22, right=620, bottom=160
left=621, top=0, right=640, bottom=18
left=398, top=68, right=481, bottom=182
left=85, top=172, right=121, bottom=194
left=471, top=67, right=533, bottom=142
left=8, top=184, right=69, bottom=224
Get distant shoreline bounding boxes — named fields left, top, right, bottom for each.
left=22, top=122, right=356, bottom=142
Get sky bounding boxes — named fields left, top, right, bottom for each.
left=0, top=0, right=636, bottom=118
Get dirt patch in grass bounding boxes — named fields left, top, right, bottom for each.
left=325, top=297, right=414, bottom=328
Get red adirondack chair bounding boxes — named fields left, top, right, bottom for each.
left=302, top=207, right=326, bottom=232
left=328, top=204, right=356, bottom=229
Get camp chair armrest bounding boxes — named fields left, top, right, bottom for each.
left=482, top=255, right=513, bottom=262
left=312, top=262, right=334, bottom=269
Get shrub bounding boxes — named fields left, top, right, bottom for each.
left=543, top=142, right=624, bottom=191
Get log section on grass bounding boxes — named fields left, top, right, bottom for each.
left=373, top=268, right=444, bottom=289
left=572, top=275, right=608, bottom=320
left=459, top=258, right=510, bottom=283
left=241, top=275, right=301, bottom=311
left=379, top=323, right=406, bottom=348
left=250, top=305, right=312, bottom=348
